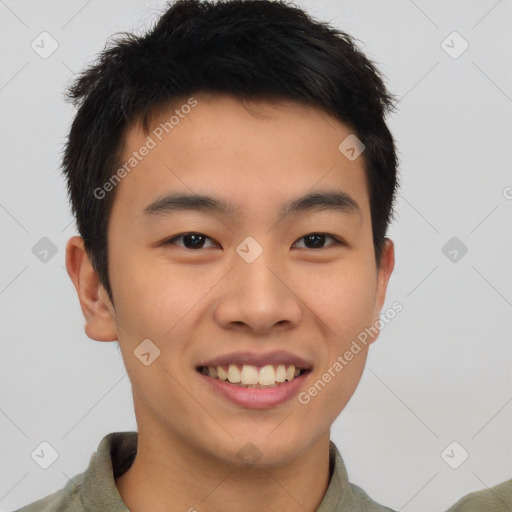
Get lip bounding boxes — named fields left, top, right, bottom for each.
left=197, top=350, right=313, bottom=370
left=197, top=369, right=311, bottom=409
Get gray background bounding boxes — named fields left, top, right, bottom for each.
left=1, top=0, right=511, bottom=511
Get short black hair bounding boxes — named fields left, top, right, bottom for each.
left=62, top=0, right=400, bottom=305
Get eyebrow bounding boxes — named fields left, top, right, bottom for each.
left=143, top=189, right=362, bottom=221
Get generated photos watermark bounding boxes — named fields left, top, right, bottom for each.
left=93, top=97, right=198, bottom=200
left=298, top=301, right=403, bottom=405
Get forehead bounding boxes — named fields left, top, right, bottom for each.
left=112, top=93, right=370, bottom=223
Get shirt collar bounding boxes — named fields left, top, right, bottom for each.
left=81, top=431, right=356, bottom=512
left=81, top=431, right=135, bottom=511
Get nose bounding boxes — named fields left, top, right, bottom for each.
left=213, top=250, right=303, bottom=335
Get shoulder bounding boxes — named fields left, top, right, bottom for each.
left=444, top=479, right=512, bottom=511
left=12, top=431, right=136, bottom=512
left=12, top=473, right=84, bottom=512
left=325, top=440, right=397, bottom=511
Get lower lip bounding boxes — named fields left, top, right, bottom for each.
left=197, top=370, right=311, bottom=409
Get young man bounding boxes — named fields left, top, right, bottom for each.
left=15, top=1, right=511, bottom=511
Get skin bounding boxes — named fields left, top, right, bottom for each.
left=66, top=93, right=394, bottom=512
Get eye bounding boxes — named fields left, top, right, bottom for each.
left=164, top=232, right=343, bottom=250
left=165, top=232, right=218, bottom=250
left=293, top=233, right=343, bottom=249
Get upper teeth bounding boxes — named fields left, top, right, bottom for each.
left=202, top=364, right=302, bottom=385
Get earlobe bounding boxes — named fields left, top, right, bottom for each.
left=65, top=236, right=118, bottom=342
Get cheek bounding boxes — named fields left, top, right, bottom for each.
left=296, top=262, right=378, bottom=343
left=296, top=347, right=369, bottom=436
left=283, top=263, right=376, bottom=414
left=108, top=250, right=179, bottom=340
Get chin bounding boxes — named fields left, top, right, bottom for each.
left=208, top=428, right=314, bottom=468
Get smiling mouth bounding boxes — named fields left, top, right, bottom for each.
left=197, top=364, right=309, bottom=388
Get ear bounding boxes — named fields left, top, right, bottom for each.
left=368, top=238, right=395, bottom=344
left=65, top=236, right=118, bottom=342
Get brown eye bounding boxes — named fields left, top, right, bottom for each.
left=293, top=233, right=341, bottom=249
left=166, top=232, right=217, bottom=249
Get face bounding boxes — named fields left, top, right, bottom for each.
left=69, top=93, right=394, bottom=467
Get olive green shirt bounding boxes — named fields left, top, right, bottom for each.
left=13, top=431, right=512, bottom=511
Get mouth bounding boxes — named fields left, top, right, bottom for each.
left=196, top=363, right=311, bottom=389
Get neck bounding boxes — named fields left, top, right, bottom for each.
left=116, top=426, right=332, bottom=512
